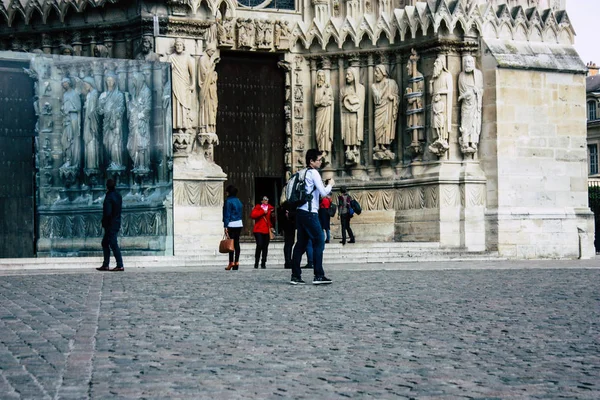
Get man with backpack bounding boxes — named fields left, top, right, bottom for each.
left=286, top=149, right=334, bottom=285
left=338, top=186, right=356, bottom=245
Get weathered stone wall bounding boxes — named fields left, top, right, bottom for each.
left=482, top=46, right=594, bottom=258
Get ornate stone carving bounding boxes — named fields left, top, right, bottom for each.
left=135, top=37, right=160, bottom=62
left=167, top=38, right=195, bottom=131
left=314, top=70, right=334, bottom=160
left=274, top=20, right=291, bottom=50
left=372, top=64, right=398, bottom=161
left=174, top=181, right=223, bottom=206
left=217, top=18, right=235, bottom=48
left=340, top=67, right=365, bottom=166
left=59, top=77, right=82, bottom=187
left=237, top=19, right=256, bottom=48
left=197, top=44, right=219, bottom=134
left=255, top=20, right=274, bottom=49
left=127, top=72, right=152, bottom=174
left=98, top=72, right=126, bottom=171
left=405, top=49, right=425, bottom=159
left=428, top=55, right=453, bottom=157
left=82, top=77, right=100, bottom=178
left=458, top=55, right=484, bottom=155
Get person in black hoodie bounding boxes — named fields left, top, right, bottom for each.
left=96, top=179, right=124, bottom=271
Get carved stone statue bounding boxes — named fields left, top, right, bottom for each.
left=372, top=64, right=398, bottom=160
left=340, top=67, right=365, bottom=166
left=60, top=77, right=82, bottom=170
left=135, top=37, right=160, bottom=62
left=82, top=77, right=100, bottom=172
left=93, top=45, right=109, bottom=58
left=127, top=73, right=152, bottom=173
left=458, top=55, right=484, bottom=154
left=428, top=55, right=453, bottom=157
left=217, top=18, right=235, bottom=47
left=274, top=20, right=291, bottom=50
left=405, top=49, right=425, bottom=158
left=99, top=73, right=125, bottom=170
left=59, top=44, right=74, bottom=56
left=314, top=70, right=334, bottom=160
left=238, top=19, right=256, bottom=48
left=197, top=44, right=219, bottom=134
left=162, top=69, right=173, bottom=158
left=167, top=38, right=195, bottom=131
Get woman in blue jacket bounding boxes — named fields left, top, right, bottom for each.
left=223, top=185, right=244, bottom=270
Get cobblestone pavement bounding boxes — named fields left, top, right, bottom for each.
left=0, top=263, right=599, bottom=399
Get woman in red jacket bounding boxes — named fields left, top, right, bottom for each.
left=250, top=195, right=276, bottom=269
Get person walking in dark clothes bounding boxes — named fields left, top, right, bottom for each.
left=96, top=179, right=124, bottom=271
left=278, top=205, right=295, bottom=269
left=338, top=186, right=355, bottom=245
left=223, top=184, right=243, bottom=270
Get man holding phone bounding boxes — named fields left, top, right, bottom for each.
left=290, top=149, right=334, bottom=285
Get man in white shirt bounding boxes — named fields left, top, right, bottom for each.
left=290, top=149, right=335, bottom=285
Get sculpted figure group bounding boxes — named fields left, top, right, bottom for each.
left=311, top=52, right=484, bottom=166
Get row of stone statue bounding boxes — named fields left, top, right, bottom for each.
left=314, top=53, right=484, bottom=165
left=56, top=70, right=163, bottom=187
left=165, top=38, right=218, bottom=136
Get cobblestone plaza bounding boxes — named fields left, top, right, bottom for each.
left=0, top=262, right=598, bottom=399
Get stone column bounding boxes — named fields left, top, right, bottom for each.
left=366, top=53, right=375, bottom=175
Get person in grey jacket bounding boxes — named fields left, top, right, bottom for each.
left=97, top=179, right=124, bottom=271
left=223, top=184, right=243, bottom=270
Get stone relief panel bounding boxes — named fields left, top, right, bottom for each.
left=174, top=180, right=222, bottom=206
left=23, top=52, right=173, bottom=256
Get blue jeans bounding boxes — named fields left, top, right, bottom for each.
left=102, top=229, right=123, bottom=268
left=292, top=210, right=325, bottom=278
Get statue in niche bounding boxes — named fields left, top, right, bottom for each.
left=458, top=55, right=484, bottom=155
left=197, top=44, right=220, bottom=134
left=93, top=45, right=109, bottom=58
left=127, top=73, right=152, bottom=173
left=217, top=18, right=235, bottom=47
left=340, top=67, right=365, bottom=166
left=372, top=64, right=398, bottom=160
left=99, top=73, right=126, bottom=170
left=60, top=77, right=82, bottom=170
left=314, top=70, right=334, bottom=161
left=135, top=37, right=160, bottom=62
left=167, top=38, right=195, bottom=131
left=405, top=49, right=425, bottom=158
left=428, top=55, right=453, bottom=157
left=59, top=44, right=74, bottom=56
left=82, top=77, right=101, bottom=172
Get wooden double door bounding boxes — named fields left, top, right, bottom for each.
left=215, top=52, right=286, bottom=236
left=0, top=59, right=36, bottom=257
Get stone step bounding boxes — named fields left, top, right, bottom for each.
left=0, top=246, right=504, bottom=270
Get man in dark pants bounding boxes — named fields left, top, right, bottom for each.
left=278, top=205, right=295, bottom=269
left=290, top=149, right=334, bottom=285
left=96, top=179, right=124, bottom=271
left=338, top=186, right=355, bottom=245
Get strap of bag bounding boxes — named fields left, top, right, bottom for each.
left=262, top=215, right=271, bottom=230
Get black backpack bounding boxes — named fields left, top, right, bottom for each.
left=281, top=168, right=315, bottom=211
left=350, top=198, right=362, bottom=215
left=328, top=203, right=337, bottom=217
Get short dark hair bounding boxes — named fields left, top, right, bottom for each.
left=305, top=148, right=322, bottom=166
left=225, top=184, right=238, bottom=196
left=340, top=186, right=348, bottom=194
left=106, top=179, right=116, bottom=191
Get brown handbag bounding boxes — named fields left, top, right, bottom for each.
left=219, top=234, right=234, bottom=253
left=263, top=215, right=275, bottom=240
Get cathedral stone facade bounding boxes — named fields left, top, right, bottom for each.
left=0, top=0, right=593, bottom=259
